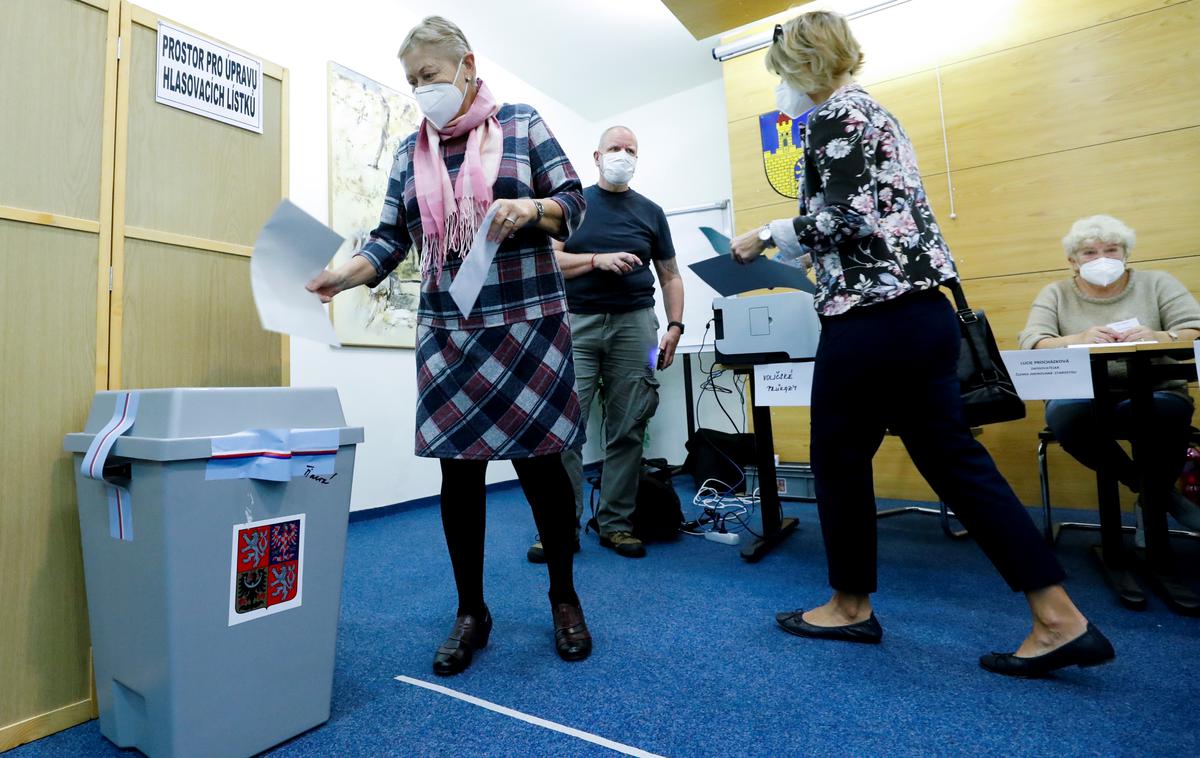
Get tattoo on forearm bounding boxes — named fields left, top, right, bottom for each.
left=659, top=258, right=679, bottom=276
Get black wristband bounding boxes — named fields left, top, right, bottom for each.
left=667, top=321, right=685, bottom=335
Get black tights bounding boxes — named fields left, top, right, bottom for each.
left=439, top=454, right=579, bottom=616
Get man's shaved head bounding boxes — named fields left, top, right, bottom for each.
left=598, top=126, right=637, bottom=153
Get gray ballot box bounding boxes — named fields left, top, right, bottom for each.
left=64, top=387, right=365, bottom=758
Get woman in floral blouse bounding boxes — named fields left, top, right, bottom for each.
left=732, top=10, right=1113, bottom=677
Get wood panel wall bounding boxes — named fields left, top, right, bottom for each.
left=0, top=0, right=116, bottom=749
left=722, top=0, right=1199, bottom=508
left=1, top=1, right=289, bottom=749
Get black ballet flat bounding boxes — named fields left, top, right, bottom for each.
left=979, top=622, right=1115, bottom=678
left=432, top=608, right=492, bottom=676
left=775, top=609, right=883, bottom=644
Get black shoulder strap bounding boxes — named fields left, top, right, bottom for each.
left=945, top=279, right=1003, bottom=379
left=944, top=278, right=972, bottom=316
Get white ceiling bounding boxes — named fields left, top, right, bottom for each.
left=446, top=0, right=724, bottom=121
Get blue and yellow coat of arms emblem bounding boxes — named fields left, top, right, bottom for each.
left=759, top=110, right=808, bottom=199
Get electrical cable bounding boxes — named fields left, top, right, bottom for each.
left=687, top=479, right=763, bottom=540
left=692, top=320, right=750, bottom=497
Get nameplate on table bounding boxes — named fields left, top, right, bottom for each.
left=753, top=362, right=814, bottom=406
left=999, top=348, right=1093, bottom=400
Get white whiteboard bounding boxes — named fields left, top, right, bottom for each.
left=653, top=201, right=732, bottom=352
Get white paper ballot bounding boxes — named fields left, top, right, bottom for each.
left=251, top=200, right=343, bottom=346
left=448, top=206, right=500, bottom=318
left=1106, top=317, right=1140, bottom=332
left=1000, top=348, right=1094, bottom=400
left=753, top=362, right=814, bottom=406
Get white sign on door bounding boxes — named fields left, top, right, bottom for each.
left=1000, top=348, right=1094, bottom=400
left=156, top=21, right=264, bottom=133
left=753, top=362, right=814, bottom=406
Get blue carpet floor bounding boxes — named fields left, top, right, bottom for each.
left=11, top=480, right=1200, bottom=757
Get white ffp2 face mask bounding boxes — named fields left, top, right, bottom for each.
left=1078, top=257, right=1126, bottom=287
left=775, top=80, right=815, bottom=119
left=601, top=152, right=637, bottom=185
left=414, top=57, right=466, bottom=130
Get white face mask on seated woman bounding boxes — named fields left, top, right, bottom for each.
left=1078, top=257, right=1126, bottom=287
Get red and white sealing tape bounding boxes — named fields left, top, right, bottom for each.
left=80, top=392, right=140, bottom=541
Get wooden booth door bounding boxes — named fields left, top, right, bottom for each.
left=1, top=1, right=289, bottom=748
left=109, top=2, right=289, bottom=390
left=0, top=0, right=117, bottom=747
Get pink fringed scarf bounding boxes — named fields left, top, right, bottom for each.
left=412, top=79, right=502, bottom=281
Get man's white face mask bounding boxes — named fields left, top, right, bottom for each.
left=601, top=151, right=637, bottom=185
left=1078, top=256, right=1126, bottom=287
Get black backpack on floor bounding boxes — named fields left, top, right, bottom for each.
left=585, top=458, right=683, bottom=542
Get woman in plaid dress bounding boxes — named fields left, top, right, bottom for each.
left=309, top=16, right=591, bottom=676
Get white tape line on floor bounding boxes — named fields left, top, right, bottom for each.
left=394, top=675, right=665, bottom=757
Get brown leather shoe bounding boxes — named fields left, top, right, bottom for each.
left=432, top=608, right=492, bottom=676
left=551, top=601, right=592, bottom=661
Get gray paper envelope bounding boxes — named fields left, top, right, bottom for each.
left=250, top=199, right=343, bottom=345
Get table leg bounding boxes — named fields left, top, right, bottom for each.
left=1092, top=470, right=1145, bottom=610
left=1128, top=354, right=1200, bottom=615
left=1089, top=357, right=1146, bottom=609
left=741, top=375, right=798, bottom=562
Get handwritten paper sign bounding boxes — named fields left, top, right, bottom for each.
left=1000, top=348, right=1093, bottom=400
left=753, top=362, right=814, bottom=406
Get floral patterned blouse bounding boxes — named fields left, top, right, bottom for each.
left=772, top=83, right=958, bottom=316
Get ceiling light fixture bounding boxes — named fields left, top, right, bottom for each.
left=710, top=0, right=911, bottom=61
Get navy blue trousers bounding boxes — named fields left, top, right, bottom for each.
left=1046, top=393, right=1193, bottom=495
left=809, top=289, right=1066, bottom=594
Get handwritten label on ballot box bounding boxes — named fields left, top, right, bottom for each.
left=753, top=362, right=814, bottom=406
left=1000, top=348, right=1094, bottom=400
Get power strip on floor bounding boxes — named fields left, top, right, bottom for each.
left=704, top=531, right=741, bottom=546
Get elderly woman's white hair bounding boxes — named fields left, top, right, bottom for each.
left=1061, top=215, right=1137, bottom=259
left=398, top=16, right=471, bottom=61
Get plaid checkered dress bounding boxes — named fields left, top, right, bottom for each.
left=414, top=313, right=581, bottom=459
left=357, top=102, right=586, bottom=459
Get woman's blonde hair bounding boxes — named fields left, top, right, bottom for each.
left=398, top=16, right=471, bottom=62
left=766, top=10, right=864, bottom=94
left=1061, top=215, right=1136, bottom=259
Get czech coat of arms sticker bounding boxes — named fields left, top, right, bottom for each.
left=229, top=514, right=304, bottom=625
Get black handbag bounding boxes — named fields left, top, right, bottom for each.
left=944, top=279, right=1026, bottom=426
left=584, top=458, right=683, bottom=542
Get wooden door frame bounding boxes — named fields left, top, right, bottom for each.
left=108, top=1, right=290, bottom=390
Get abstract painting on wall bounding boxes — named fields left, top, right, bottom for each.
left=327, top=62, right=422, bottom=348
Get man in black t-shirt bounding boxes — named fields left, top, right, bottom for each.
left=527, top=126, right=684, bottom=561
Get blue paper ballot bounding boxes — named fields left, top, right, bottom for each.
left=699, top=226, right=731, bottom=255
left=690, top=227, right=815, bottom=295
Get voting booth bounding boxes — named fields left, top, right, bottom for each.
left=64, top=387, right=363, bottom=758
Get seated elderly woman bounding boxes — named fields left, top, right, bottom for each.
left=1019, top=214, right=1200, bottom=537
